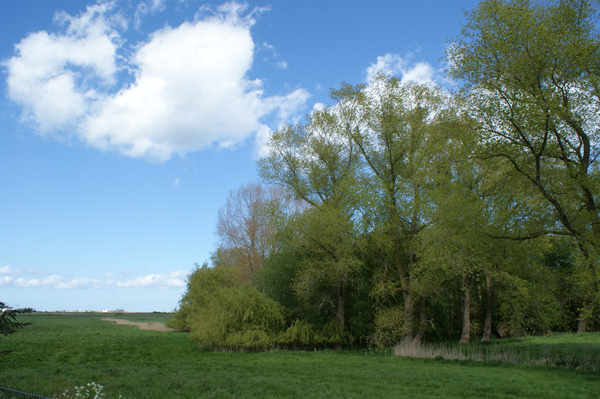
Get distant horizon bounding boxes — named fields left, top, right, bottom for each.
left=25, top=309, right=173, bottom=314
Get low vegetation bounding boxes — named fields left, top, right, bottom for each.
left=394, top=333, right=600, bottom=372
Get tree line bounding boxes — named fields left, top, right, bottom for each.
left=168, top=0, right=600, bottom=350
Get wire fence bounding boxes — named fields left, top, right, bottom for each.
left=0, top=387, right=53, bottom=399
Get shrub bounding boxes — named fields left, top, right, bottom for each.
left=166, top=265, right=239, bottom=331
left=188, top=284, right=285, bottom=351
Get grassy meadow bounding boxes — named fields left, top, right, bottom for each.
left=1, top=313, right=599, bottom=398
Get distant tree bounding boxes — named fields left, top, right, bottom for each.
left=215, top=182, right=295, bottom=282
left=0, top=301, right=31, bottom=336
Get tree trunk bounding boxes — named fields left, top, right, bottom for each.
left=577, top=318, right=586, bottom=333
left=336, top=278, right=346, bottom=329
left=400, top=292, right=415, bottom=344
left=413, top=300, right=428, bottom=345
left=481, top=273, right=495, bottom=342
left=459, top=274, right=471, bottom=344
left=577, top=301, right=590, bottom=333
left=332, top=278, right=347, bottom=351
left=401, top=237, right=419, bottom=344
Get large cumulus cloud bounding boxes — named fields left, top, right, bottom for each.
left=4, top=1, right=308, bottom=161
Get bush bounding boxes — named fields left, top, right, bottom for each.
left=166, top=265, right=239, bottom=331
left=188, top=284, right=285, bottom=351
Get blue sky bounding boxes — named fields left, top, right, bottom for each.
left=0, top=0, right=479, bottom=312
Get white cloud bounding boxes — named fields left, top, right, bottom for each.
left=5, top=2, right=120, bottom=133
left=312, top=102, right=326, bottom=112
left=254, top=124, right=273, bottom=159
left=253, top=88, right=310, bottom=158
left=0, top=276, right=14, bottom=286
left=0, top=265, right=13, bottom=275
left=0, top=268, right=187, bottom=290
left=134, top=0, right=166, bottom=28
left=116, top=271, right=188, bottom=289
left=5, top=1, right=308, bottom=162
left=173, top=177, right=180, bottom=188
left=9, top=275, right=104, bottom=289
left=365, top=53, right=437, bottom=85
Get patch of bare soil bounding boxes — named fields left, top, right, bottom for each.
left=101, top=318, right=178, bottom=332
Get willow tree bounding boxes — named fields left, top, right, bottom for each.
left=330, top=75, right=465, bottom=345
left=449, top=0, right=600, bottom=331
left=259, top=109, right=362, bottom=344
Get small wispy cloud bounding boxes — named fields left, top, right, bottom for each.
left=8, top=275, right=104, bottom=289
left=0, top=265, right=13, bottom=275
left=134, top=0, right=166, bottom=29
left=0, top=265, right=188, bottom=290
left=173, top=177, right=180, bottom=188
left=262, top=41, right=288, bottom=70
left=116, top=271, right=188, bottom=289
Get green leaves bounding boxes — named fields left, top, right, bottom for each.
left=183, top=268, right=285, bottom=350
left=450, top=0, right=600, bottom=329
left=0, top=302, right=31, bottom=337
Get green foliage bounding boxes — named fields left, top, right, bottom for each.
left=276, top=319, right=325, bottom=349
left=188, top=284, right=284, bottom=350
left=497, top=275, right=566, bottom=336
left=0, top=301, right=31, bottom=337
left=166, top=264, right=238, bottom=331
left=449, top=0, right=600, bottom=329
left=172, top=266, right=285, bottom=351
left=369, top=306, right=405, bottom=348
left=257, top=248, right=304, bottom=320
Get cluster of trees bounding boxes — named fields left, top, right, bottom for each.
left=169, top=0, right=600, bottom=350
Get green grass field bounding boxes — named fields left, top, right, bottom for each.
left=1, top=313, right=599, bottom=398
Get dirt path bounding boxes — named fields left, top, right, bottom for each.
left=101, top=318, right=178, bottom=332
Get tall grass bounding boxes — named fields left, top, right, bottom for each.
left=394, top=337, right=600, bottom=372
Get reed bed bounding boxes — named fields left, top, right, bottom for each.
left=394, top=341, right=600, bottom=372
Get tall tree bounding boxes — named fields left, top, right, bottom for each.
left=331, top=76, right=462, bottom=344
left=259, top=108, right=362, bottom=344
left=449, top=0, right=600, bottom=331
